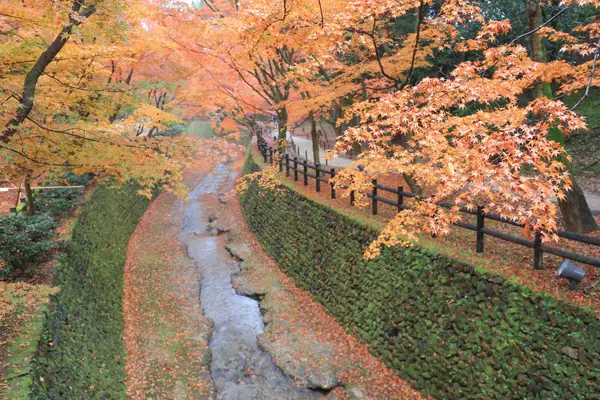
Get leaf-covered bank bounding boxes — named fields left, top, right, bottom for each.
left=0, top=283, right=57, bottom=399
left=31, top=185, right=152, bottom=399
left=240, top=154, right=600, bottom=399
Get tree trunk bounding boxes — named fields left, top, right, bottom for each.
left=310, top=114, right=320, bottom=165
left=1, top=1, right=96, bottom=142
left=402, top=173, right=422, bottom=196
left=148, top=126, right=159, bottom=137
left=277, top=107, right=288, bottom=140
left=24, top=176, right=35, bottom=216
left=526, top=0, right=598, bottom=232
left=394, top=133, right=423, bottom=195
left=527, top=0, right=548, bottom=99
left=559, top=181, right=598, bottom=233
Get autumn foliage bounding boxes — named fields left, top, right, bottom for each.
left=0, top=0, right=211, bottom=197
left=180, top=0, right=600, bottom=251
left=2, top=0, right=599, bottom=246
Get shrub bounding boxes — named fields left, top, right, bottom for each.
left=35, top=172, right=90, bottom=217
left=0, top=214, right=57, bottom=278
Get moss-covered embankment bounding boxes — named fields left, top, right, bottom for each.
left=240, top=154, right=600, bottom=399
left=31, top=185, right=152, bottom=399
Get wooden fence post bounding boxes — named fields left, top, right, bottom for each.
left=533, top=232, right=543, bottom=270
left=350, top=190, right=355, bottom=206
left=397, top=186, right=403, bottom=213
left=303, top=160, right=308, bottom=186
left=294, top=157, right=298, bottom=181
left=476, top=206, right=485, bottom=253
left=372, top=179, right=378, bottom=215
left=285, top=154, right=290, bottom=177
left=330, top=168, right=336, bottom=199
left=316, top=165, right=321, bottom=192
left=263, top=146, right=268, bottom=163
left=269, top=148, right=274, bottom=164
left=278, top=151, right=283, bottom=172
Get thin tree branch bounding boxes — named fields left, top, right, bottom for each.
left=400, top=0, right=424, bottom=90
left=42, top=73, right=126, bottom=93
left=370, top=17, right=400, bottom=85
left=510, top=6, right=569, bottom=45
left=24, top=117, right=149, bottom=149
left=571, top=37, right=600, bottom=111
left=317, top=0, right=324, bottom=28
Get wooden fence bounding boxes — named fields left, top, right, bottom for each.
left=257, top=135, right=600, bottom=270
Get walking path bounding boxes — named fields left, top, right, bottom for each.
left=283, top=134, right=600, bottom=214
left=288, top=136, right=352, bottom=168
left=586, top=193, right=600, bottom=215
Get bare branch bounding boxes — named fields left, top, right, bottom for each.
left=571, top=37, right=600, bottom=111
left=400, top=0, right=424, bottom=90
left=510, top=6, right=569, bottom=45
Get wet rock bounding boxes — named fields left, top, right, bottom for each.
left=232, top=273, right=266, bottom=301
left=225, top=241, right=252, bottom=261
left=208, top=218, right=230, bottom=234
left=258, top=335, right=342, bottom=391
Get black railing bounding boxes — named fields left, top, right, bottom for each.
left=257, top=135, right=600, bottom=269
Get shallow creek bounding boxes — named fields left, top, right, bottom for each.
left=180, top=163, right=322, bottom=400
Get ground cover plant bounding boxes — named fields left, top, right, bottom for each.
left=241, top=154, right=600, bottom=399
left=30, top=184, right=152, bottom=399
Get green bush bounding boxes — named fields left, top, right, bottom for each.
left=0, top=214, right=57, bottom=278
left=240, top=155, right=600, bottom=399
left=30, top=184, right=152, bottom=399
left=35, top=172, right=90, bottom=216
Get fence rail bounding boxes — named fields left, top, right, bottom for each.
left=257, top=135, right=600, bottom=269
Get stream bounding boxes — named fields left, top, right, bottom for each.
left=180, top=163, right=322, bottom=400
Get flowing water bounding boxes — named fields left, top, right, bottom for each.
left=181, top=164, right=322, bottom=400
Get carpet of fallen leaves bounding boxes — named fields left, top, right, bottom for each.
left=252, top=144, right=600, bottom=313
left=123, top=153, right=217, bottom=399
left=222, top=158, right=425, bottom=399
left=0, top=282, right=57, bottom=397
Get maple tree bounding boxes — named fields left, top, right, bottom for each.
left=524, top=0, right=598, bottom=233
left=2, top=0, right=599, bottom=245
left=0, top=0, right=216, bottom=212
left=186, top=0, right=600, bottom=253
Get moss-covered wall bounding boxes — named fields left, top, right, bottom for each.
left=240, top=155, right=600, bottom=399
left=31, top=185, right=152, bottom=399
